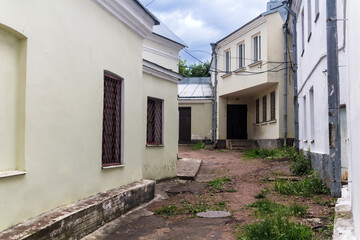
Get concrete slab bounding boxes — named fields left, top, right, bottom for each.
left=196, top=211, right=232, bottom=218
left=177, top=158, right=202, bottom=180
left=333, top=186, right=356, bottom=240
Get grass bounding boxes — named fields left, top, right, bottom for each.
left=192, top=141, right=205, bottom=150
left=248, top=198, right=308, bottom=218
left=290, top=149, right=312, bottom=176
left=274, top=172, right=330, bottom=197
left=154, top=199, right=228, bottom=217
left=236, top=216, right=313, bottom=240
left=207, top=177, right=232, bottom=192
left=254, top=188, right=270, bottom=199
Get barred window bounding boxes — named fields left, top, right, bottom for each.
left=262, top=95, right=267, bottom=122
left=270, top=91, right=275, bottom=120
left=102, top=73, right=122, bottom=166
left=256, top=99, right=260, bottom=124
left=147, top=97, right=163, bottom=145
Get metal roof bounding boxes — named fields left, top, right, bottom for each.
left=153, top=23, right=187, bottom=47
left=178, top=77, right=213, bottom=99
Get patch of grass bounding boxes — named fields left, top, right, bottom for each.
left=254, top=188, right=270, bottom=199
left=192, top=141, right=205, bottom=150
left=217, top=149, right=225, bottom=153
left=207, top=177, right=232, bottom=192
left=243, top=147, right=297, bottom=161
left=154, top=204, right=178, bottom=217
left=226, top=189, right=238, bottom=193
left=274, top=172, right=330, bottom=197
left=236, top=216, right=313, bottom=240
left=214, top=201, right=227, bottom=210
left=290, top=149, right=312, bottom=176
left=288, top=202, right=308, bottom=217
left=180, top=199, right=212, bottom=214
left=249, top=198, right=308, bottom=218
left=313, top=196, right=337, bottom=207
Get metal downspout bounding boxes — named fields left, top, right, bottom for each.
left=211, top=43, right=218, bottom=143
left=326, top=0, right=341, bottom=197
left=284, top=2, right=299, bottom=149
left=283, top=23, right=288, bottom=146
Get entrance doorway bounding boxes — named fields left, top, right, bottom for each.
left=179, top=107, right=191, bottom=143
left=227, top=105, right=247, bottom=139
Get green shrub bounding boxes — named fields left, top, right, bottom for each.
left=291, top=149, right=312, bottom=176
left=238, top=216, right=313, bottom=240
left=192, top=141, right=205, bottom=150
left=274, top=172, right=330, bottom=197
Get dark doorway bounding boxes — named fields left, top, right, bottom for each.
left=179, top=107, right=191, bottom=143
left=227, top=105, right=247, bottom=139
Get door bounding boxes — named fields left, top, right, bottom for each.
left=179, top=107, right=191, bottom=143
left=227, top=105, right=247, bottom=139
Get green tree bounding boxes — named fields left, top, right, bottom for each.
left=179, top=57, right=211, bottom=77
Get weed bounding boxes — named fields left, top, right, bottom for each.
left=274, top=172, right=330, bottom=197
left=248, top=199, right=288, bottom=217
left=226, top=189, right=238, bottom=193
left=290, top=149, right=312, bottom=176
left=313, top=196, right=337, bottom=207
left=180, top=199, right=211, bottom=214
left=254, top=188, right=270, bottom=199
left=207, top=177, right=232, bottom=192
left=243, top=147, right=297, bottom=161
left=288, top=202, right=308, bottom=217
left=237, top=216, right=313, bottom=240
left=192, top=141, right=205, bottom=150
left=217, top=149, right=225, bottom=153
left=154, top=204, right=178, bottom=217
left=214, top=201, right=227, bottom=210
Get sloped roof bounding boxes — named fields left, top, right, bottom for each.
left=153, top=22, right=187, bottom=47
left=178, top=77, right=213, bottom=99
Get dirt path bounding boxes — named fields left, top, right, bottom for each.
left=84, top=145, right=334, bottom=240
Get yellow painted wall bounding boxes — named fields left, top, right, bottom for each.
left=0, top=0, right=147, bottom=231
left=179, top=101, right=213, bottom=140
left=142, top=73, right=178, bottom=180
left=143, top=39, right=179, bottom=72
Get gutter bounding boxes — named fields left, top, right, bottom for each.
left=283, top=23, right=288, bottom=146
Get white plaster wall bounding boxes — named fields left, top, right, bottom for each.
left=347, top=0, right=360, bottom=237
left=142, top=73, right=178, bottom=180
left=0, top=0, right=147, bottom=231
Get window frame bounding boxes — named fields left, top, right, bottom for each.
left=256, top=99, right=260, bottom=124
left=301, top=9, right=305, bottom=56
left=238, top=43, right=245, bottom=69
left=314, top=0, right=320, bottom=22
left=270, top=91, right=276, bottom=120
left=253, top=35, right=261, bottom=62
left=101, top=72, right=123, bottom=167
left=262, top=95, right=267, bottom=122
left=224, top=50, right=231, bottom=73
left=146, top=97, right=164, bottom=145
left=307, top=0, right=312, bottom=41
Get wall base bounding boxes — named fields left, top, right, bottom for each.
left=256, top=138, right=295, bottom=149
left=310, top=152, right=331, bottom=188
left=0, top=180, right=155, bottom=240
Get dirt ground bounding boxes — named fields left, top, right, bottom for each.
left=84, top=145, right=335, bottom=240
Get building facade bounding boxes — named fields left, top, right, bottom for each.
left=211, top=1, right=294, bottom=148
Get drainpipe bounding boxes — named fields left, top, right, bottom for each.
left=326, top=0, right=341, bottom=197
left=283, top=23, right=288, bottom=146
left=210, top=43, right=218, bottom=143
left=283, top=1, right=299, bottom=149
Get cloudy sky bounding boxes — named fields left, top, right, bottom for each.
left=139, top=0, right=268, bottom=64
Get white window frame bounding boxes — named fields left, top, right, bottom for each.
left=301, top=9, right=305, bottom=55
left=237, top=43, right=245, bottom=69
left=315, top=0, right=320, bottom=22
left=224, top=50, right=231, bottom=73
left=309, top=88, right=315, bottom=142
left=307, top=0, right=312, bottom=41
left=253, top=35, right=261, bottom=62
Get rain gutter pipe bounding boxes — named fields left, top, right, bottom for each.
left=283, top=23, right=288, bottom=146
left=283, top=1, right=299, bottom=149
left=326, top=0, right=341, bottom=197
left=210, top=43, right=218, bottom=143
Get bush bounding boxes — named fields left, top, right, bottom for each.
left=290, top=149, right=312, bottom=176
left=274, top=172, right=330, bottom=197
left=238, top=216, right=313, bottom=240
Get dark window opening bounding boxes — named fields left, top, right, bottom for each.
left=262, top=95, right=267, bottom=122
left=256, top=99, right=260, bottom=123
left=147, top=97, right=163, bottom=145
left=270, top=91, right=276, bottom=120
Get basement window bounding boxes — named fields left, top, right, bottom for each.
left=101, top=72, right=123, bottom=167
left=147, top=97, right=163, bottom=145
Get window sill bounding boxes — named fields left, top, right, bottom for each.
left=146, top=144, right=165, bottom=147
left=253, top=119, right=277, bottom=126
left=248, top=60, right=262, bottom=68
left=0, top=170, right=26, bottom=179
left=301, top=49, right=305, bottom=57
left=310, top=139, right=315, bottom=144
left=234, top=67, right=246, bottom=73
left=221, top=72, right=232, bottom=78
left=102, top=165, right=125, bottom=170
left=307, top=32, right=312, bottom=42
left=268, top=119, right=277, bottom=124
left=303, top=140, right=308, bottom=143
left=314, top=13, right=320, bottom=23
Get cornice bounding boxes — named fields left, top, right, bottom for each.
left=94, top=0, right=155, bottom=38
left=147, top=33, right=185, bottom=52
left=143, top=45, right=179, bottom=62
left=143, top=60, right=183, bottom=84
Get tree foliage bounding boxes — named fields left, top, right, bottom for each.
left=179, top=57, right=211, bottom=77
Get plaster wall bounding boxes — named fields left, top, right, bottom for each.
left=0, top=0, right=146, bottom=231
left=178, top=101, right=213, bottom=141
left=142, top=73, right=178, bottom=180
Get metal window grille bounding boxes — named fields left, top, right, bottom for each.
left=102, top=74, right=122, bottom=166
left=147, top=97, right=163, bottom=145
left=262, top=95, right=267, bottom=122
left=256, top=99, right=260, bottom=123
left=270, top=91, right=276, bottom=120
